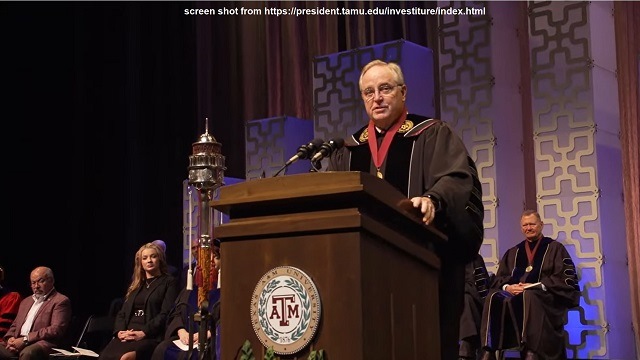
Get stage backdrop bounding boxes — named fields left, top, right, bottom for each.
left=186, top=6, right=635, bottom=357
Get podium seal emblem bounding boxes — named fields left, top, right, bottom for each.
left=250, top=266, right=321, bottom=355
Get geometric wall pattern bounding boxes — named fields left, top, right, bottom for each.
left=182, top=180, right=199, bottom=268
left=528, top=1, right=632, bottom=359
left=438, top=1, right=634, bottom=358
left=182, top=177, right=243, bottom=268
left=437, top=0, right=501, bottom=276
left=529, top=1, right=605, bottom=357
left=245, top=116, right=315, bottom=179
left=529, top=0, right=603, bottom=356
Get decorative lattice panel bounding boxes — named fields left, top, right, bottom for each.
left=529, top=1, right=614, bottom=358
left=182, top=177, right=243, bottom=267
left=245, top=116, right=315, bottom=179
left=437, top=1, right=499, bottom=273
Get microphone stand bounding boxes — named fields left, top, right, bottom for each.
left=195, top=301, right=210, bottom=360
left=169, top=300, right=196, bottom=360
left=275, top=139, right=324, bottom=177
left=310, top=159, right=322, bottom=172
left=208, top=298, right=221, bottom=360
left=276, top=158, right=322, bottom=176
left=273, top=163, right=288, bottom=177
left=186, top=308, right=195, bottom=360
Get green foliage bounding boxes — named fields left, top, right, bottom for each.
left=240, top=340, right=255, bottom=360
left=240, top=340, right=324, bottom=360
left=258, top=280, right=281, bottom=342
left=264, top=347, right=279, bottom=360
left=308, top=349, right=324, bottom=360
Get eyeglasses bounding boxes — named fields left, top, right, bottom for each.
left=30, top=277, right=48, bottom=286
left=361, top=84, right=402, bottom=101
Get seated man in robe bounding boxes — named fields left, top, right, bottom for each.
left=151, top=241, right=221, bottom=360
left=478, top=210, right=580, bottom=360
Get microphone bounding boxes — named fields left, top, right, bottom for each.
left=286, top=138, right=324, bottom=165
left=274, top=138, right=325, bottom=177
left=310, top=138, right=345, bottom=162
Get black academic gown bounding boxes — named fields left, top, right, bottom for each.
left=327, top=114, right=484, bottom=360
left=151, top=287, right=220, bottom=360
left=459, top=253, right=490, bottom=358
left=480, top=237, right=580, bottom=359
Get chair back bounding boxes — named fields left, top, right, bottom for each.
left=57, top=315, right=84, bottom=350
left=108, top=298, right=123, bottom=318
left=75, top=315, right=114, bottom=353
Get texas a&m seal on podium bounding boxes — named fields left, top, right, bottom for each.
left=250, top=266, right=322, bottom=355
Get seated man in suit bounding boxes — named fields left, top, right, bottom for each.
left=458, top=254, right=490, bottom=360
left=478, top=210, right=580, bottom=360
left=0, top=266, right=72, bottom=360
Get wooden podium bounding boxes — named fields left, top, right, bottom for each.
left=212, top=171, right=446, bottom=359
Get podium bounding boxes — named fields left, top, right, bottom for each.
left=212, top=171, right=446, bottom=359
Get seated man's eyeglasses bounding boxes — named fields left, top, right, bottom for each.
left=361, top=83, right=402, bottom=100
left=30, top=277, right=48, bottom=286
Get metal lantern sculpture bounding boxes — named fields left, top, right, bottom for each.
left=187, top=118, right=225, bottom=356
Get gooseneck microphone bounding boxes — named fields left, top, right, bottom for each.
left=310, top=138, right=345, bottom=162
left=273, top=138, right=325, bottom=177
left=285, top=138, right=324, bottom=165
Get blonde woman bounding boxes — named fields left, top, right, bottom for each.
left=99, top=243, right=178, bottom=360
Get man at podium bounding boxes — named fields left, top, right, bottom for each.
left=327, top=59, right=484, bottom=360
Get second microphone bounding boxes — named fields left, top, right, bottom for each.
left=310, top=138, right=345, bottom=162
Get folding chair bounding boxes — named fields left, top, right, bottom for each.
left=75, top=314, right=114, bottom=353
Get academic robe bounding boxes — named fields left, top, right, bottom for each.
left=327, top=114, right=484, bottom=263
left=327, top=114, right=484, bottom=360
left=459, top=253, right=490, bottom=357
left=0, top=289, right=22, bottom=338
left=480, top=237, right=580, bottom=359
left=152, top=287, right=220, bottom=360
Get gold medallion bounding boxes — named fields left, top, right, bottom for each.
left=376, top=170, right=383, bottom=179
left=525, top=265, right=533, bottom=272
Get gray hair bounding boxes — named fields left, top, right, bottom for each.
left=359, top=60, right=405, bottom=90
